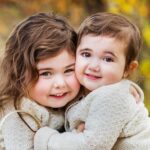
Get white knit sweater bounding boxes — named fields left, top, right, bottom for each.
left=0, top=97, right=64, bottom=150
left=34, top=79, right=150, bottom=150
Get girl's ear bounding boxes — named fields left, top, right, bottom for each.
left=123, top=61, right=138, bottom=78
left=128, top=60, right=138, bottom=72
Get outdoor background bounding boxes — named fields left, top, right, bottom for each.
left=0, top=0, right=150, bottom=112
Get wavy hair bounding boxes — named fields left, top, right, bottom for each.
left=0, top=12, right=77, bottom=107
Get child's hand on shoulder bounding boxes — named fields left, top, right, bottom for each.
left=130, top=85, right=140, bottom=104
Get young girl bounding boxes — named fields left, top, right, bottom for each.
left=34, top=12, right=150, bottom=150
left=0, top=12, right=81, bottom=150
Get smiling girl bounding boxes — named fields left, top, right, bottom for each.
left=0, top=12, right=80, bottom=150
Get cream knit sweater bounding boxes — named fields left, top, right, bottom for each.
left=34, top=80, right=150, bottom=150
left=0, top=97, right=64, bottom=150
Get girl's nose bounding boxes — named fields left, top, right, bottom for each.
left=53, top=75, right=66, bottom=89
left=88, top=59, right=100, bottom=72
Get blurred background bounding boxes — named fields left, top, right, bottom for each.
left=0, top=0, right=150, bottom=112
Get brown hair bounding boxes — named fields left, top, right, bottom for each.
left=0, top=12, right=77, bottom=105
left=77, top=12, right=142, bottom=70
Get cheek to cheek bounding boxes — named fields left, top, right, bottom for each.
left=75, top=63, right=84, bottom=75
left=68, top=75, right=80, bottom=89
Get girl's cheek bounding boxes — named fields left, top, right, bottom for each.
left=68, top=75, right=80, bottom=89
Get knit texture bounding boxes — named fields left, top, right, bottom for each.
left=0, top=97, right=64, bottom=150
left=34, top=80, right=150, bottom=150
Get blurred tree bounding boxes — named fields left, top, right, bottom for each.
left=0, top=0, right=107, bottom=27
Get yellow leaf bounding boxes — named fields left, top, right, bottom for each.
left=143, top=25, right=150, bottom=46
left=108, top=7, right=119, bottom=13
left=121, top=3, right=133, bottom=14
left=140, top=60, right=150, bottom=79
left=139, top=4, right=148, bottom=17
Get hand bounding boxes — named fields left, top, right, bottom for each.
left=76, top=122, right=85, bottom=133
left=130, top=85, right=140, bottom=104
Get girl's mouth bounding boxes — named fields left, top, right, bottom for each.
left=50, top=93, right=67, bottom=99
left=85, top=73, right=101, bottom=80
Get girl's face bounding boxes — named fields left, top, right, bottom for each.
left=75, top=34, right=127, bottom=92
left=28, top=49, right=80, bottom=108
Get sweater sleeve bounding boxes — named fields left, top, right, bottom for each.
left=34, top=127, right=87, bottom=150
left=0, top=112, right=35, bottom=150
left=34, top=81, right=139, bottom=150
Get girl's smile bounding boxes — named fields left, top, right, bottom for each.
left=85, top=73, right=101, bottom=80
left=75, top=34, right=127, bottom=91
left=28, top=50, right=80, bottom=108
left=49, top=92, right=68, bottom=99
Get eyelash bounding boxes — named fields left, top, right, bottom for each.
left=80, top=51, right=114, bottom=62
left=39, top=71, right=52, bottom=78
left=64, top=68, right=75, bottom=74
left=39, top=68, right=74, bottom=78
left=81, top=52, right=91, bottom=57
left=103, top=57, right=114, bottom=62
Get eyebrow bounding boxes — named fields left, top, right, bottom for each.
left=78, top=48, right=116, bottom=57
left=37, top=63, right=75, bottom=71
left=65, top=63, right=75, bottom=69
left=78, top=48, right=91, bottom=52
left=37, top=68, right=52, bottom=71
left=103, top=50, right=116, bottom=57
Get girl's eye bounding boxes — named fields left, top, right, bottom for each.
left=81, top=52, right=91, bottom=57
left=64, top=68, right=75, bottom=75
left=39, top=71, right=52, bottom=78
left=103, top=57, right=114, bottom=62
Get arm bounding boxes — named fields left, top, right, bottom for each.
left=34, top=81, right=139, bottom=150
left=76, top=84, right=141, bottom=133
left=0, top=111, right=35, bottom=150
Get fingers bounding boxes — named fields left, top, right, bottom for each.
left=76, top=122, right=85, bottom=133
left=130, top=85, right=140, bottom=104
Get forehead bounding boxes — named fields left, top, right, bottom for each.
left=37, top=49, right=75, bottom=69
left=78, top=34, right=127, bottom=53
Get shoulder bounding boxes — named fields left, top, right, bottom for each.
left=0, top=99, right=16, bottom=119
left=87, top=80, right=141, bottom=111
left=90, top=79, right=143, bottom=98
left=87, top=80, right=130, bottom=100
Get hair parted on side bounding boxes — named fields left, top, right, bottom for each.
left=77, top=12, right=142, bottom=70
left=0, top=12, right=77, bottom=105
